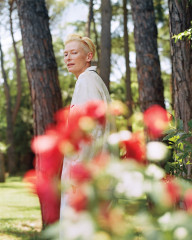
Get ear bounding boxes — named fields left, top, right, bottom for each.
left=86, top=52, right=93, bottom=62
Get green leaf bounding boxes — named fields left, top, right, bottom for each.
left=188, top=119, right=192, bottom=130
left=165, top=163, right=170, bottom=173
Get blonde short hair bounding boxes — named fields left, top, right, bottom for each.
left=65, top=33, right=96, bottom=58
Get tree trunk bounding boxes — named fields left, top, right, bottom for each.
left=16, top=0, right=62, bottom=226
left=130, top=0, right=165, bottom=112
left=85, top=0, right=93, bottom=38
left=9, top=0, right=22, bottom=125
left=0, top=151, right=5, bottom=183
left=123, top=0, right=133, bottom=130
left=168, top=0, right=192, bottom=131
left=85, top=0, right=99, bottom=65
left=0, top=41, right=16, bottom=175
left=168, top=0, right=192, bottom=177
left=16, top=0, right=62, bottom=137
left=99, top=0, right=112, bottom=90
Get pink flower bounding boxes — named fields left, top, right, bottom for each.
left=70, top=163, right=92, bottom=183
left=143, top=105, right=170, bottom=139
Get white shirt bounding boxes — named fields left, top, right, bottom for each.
left=60, top=66, right=113, bottom=220
left=71, top=66, right=111, bottom=106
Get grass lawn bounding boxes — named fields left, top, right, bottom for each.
left=0, top=176, right=42, bottom=240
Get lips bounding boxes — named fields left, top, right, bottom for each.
left=67, top=63, right=74, bottom=67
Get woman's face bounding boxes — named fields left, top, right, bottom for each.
left=64, top=41, right=92, bottom=78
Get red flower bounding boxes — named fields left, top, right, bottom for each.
left=89, top=152, right=110, bottom=176
left=36, top=175, right=60, bottom=224
left=164, top=179, right=181, bottom=205
left=143, top=105, right=170, bottom=139
left=70, top=163, right=92, bottom=183
left=84, top=100, right=107, bottom=126
left=120, top=132, right=146, bottom=163
left=24, top=170, right=60, bottom=224
left=54, top=106, right=70, bottom=123
left=31, top=131, right=63, bottom=177
left=91, top=152, right=110, bottom=169
left=183, top=190, right=192, bottom=213
left=68, top=187, right=88, bottom=212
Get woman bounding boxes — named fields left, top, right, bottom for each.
left=60, top=34, right=113, bottom=221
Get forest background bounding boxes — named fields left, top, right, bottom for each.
left=0, top=0, right=191, bottom=181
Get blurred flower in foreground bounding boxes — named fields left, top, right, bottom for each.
left=60, top=208, right=95, bottom=240
left=143, top=104, right=170, bottom=139
left=109, top=100, right=127, bottom=116
left=24, top=170, right=60, bottom=224
left=68, top=187, right=88, bottom=212
left=120, top=132, right=146, bottom=164
left=183, top=190, right=192, bottom=213
left=163, top=177, right=181, bottom=206
left=108, top=130, right=146, bottom=164
left=31, top=131, right=63, bottom=177
left=146, top=141, right=169, bottom=162
left=70, top=162, right=92, bottom=183
left=92, top=231, right=111, bottom=240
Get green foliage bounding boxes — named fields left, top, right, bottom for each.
left=163, top=117, right=192, bottom=176
left=172, top=26, right=192, bottom=42
left=154, top=0, right=167, bottom=23
left=0, top=39, right=34, bottom=172
left=0, top=141, right=7, bottom=153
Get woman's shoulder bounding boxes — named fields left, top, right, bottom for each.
left=78, top=68, right=99, bottom=85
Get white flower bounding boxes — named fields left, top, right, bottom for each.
left=60, top=207, right=95, bottom=240
left=116, top=171, right=144, bottom=198
left=174, top=227, right=188, bottom=240
left=145, top=164, right=165, bottom=180
left=146, top=141, right=169, bottom=162
left=108, top=130, right=132, bottom=145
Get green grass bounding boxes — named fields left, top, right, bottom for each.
left=0, top=176, right=42, bottom=240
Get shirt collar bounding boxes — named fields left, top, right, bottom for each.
left=78, top=66, right=97, bottom=79
left=85, top=66, right=97, bottom=72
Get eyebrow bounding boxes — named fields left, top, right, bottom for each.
left=64, top=48, right=77, bottom=53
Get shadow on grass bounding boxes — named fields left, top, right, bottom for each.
left=0, top=219, right=42, bottom=240
left=1, top=230, right=42, bottom=240
left=6, top=205, right=40, bottom=211
left=0, top=184, right=26, bottom=189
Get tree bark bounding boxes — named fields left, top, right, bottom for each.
left=16, top=0, right=62, bottom=136
left=99, top=0, right=112, bottom=90
left=0, top=151, right=5, bottom=182
left=168, top=0, right=192, bottom=177
left=130, top=0, right=165, bottom=112
left=85, top=0, right=93, bottom=38
left=123, top=0, right=133, bottom=130
left=168, top=0, right=192, bottom=131
left=85, top=0, right=99, bottom=64
left=16, top=0, right=62, bottom=226
left=0, top=41, right=16, bottom=175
